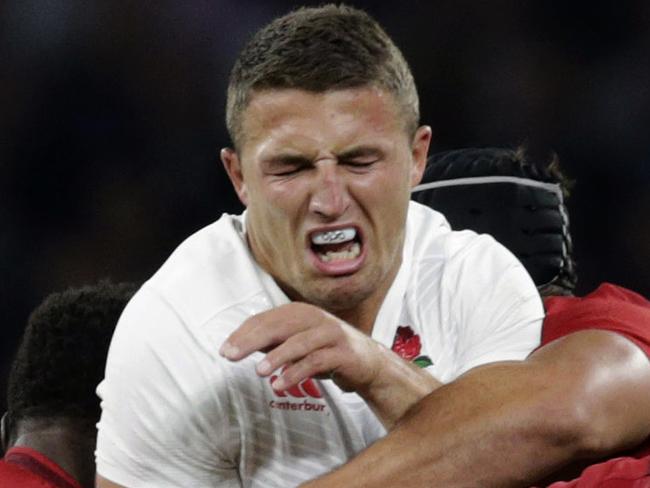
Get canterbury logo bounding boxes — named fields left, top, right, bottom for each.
left=269, top=370, right=323, bottom=399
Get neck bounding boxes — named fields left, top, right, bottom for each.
left=338, top=283, right=393, bottom=334
left=11, top=418, right=95, bottom=488
left=330, top=256, right=402, bottom=335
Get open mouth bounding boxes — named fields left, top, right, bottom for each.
left=308, top=226, right=365, bottom=274
left=311, top=228, right=361, bottom=261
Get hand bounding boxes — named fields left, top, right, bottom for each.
left=219, top=302, right=386, bottom=394
left=220, top=302, right=440, bottom=427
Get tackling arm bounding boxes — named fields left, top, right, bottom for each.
left=302, top=330, right=650, bottom=487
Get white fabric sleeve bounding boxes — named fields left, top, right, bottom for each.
left=443, top=233, right=544, bottom=377
left=95, top=286, right=242, bottom=488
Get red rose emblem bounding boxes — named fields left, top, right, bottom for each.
left=391, top=326, right=422, bottom=361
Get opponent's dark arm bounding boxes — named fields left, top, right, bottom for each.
left=302, top=330, right=650, bottom=487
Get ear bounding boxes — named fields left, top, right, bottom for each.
left=221, top=147, right=249, bottom=206
left=409, top=125, right=432, bottom=187
left=1, top=411, right=12, bottom=454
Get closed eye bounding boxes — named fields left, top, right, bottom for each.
left=338, top=146, right=383, bottom=171
left=343, top=159, right=377, bottom=166
left=341, top=158, right=378, bottom=172
left=264, top=155, right=312, bottom=177
left=272, top=167, right=304, bottom=177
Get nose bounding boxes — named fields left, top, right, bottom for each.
left=308, top=162, right=350, bottom=220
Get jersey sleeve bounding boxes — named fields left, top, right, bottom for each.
left=95, top=285, right=242, bottom=488
left=543, top=283, right=650, bottom=358
left=443, top=233, right=545, bottom=377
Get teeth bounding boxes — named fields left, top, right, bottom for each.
left=319, top=242, right=361, bottom=262
left=311, top=228, right=356, bottom=245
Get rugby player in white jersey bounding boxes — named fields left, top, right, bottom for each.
left=95, top=6, right=543, bottom=487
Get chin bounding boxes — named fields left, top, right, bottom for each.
left=301, top=277, right=376, bottom=313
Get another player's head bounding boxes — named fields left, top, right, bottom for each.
left=412, top=147, right=576, bottom=297
left=1, top=280, right=137, bottom=488
left=220, top=5, right=431, bottom=321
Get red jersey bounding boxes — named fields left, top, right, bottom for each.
left=543, top=283, right=650, bottom=358
left=0, top=446, right=82, bottom=488
left=542, top=283, right=650, bottom=487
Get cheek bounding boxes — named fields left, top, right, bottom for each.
left=261, top=179, right=308, bottom=214
left=248, top=185, right=306, bottom=248
left=358, top=167, right=411, bottom=239
left=358, top=164, right=412, bottom=207
left=246, top=185, right=288, bottom=221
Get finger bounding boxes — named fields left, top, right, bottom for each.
left=220, top=305, right=305, bottom=359
left=219, top=303, right=322, bottom=360
left=256, top=326, right=338, bottom=376
left=271, top=347, right=341, bottom=392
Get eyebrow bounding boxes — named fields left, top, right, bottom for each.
left=263, top=154, right=313, bottom=168
left=337, top=146, right=384, bottom=160
left=262, top=145, right=385, bottom=167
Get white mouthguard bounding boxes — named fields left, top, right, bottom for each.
left=311, top=228, right=356, bottom=245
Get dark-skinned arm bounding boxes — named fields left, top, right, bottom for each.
left=302, top=330, right=650, bottom=487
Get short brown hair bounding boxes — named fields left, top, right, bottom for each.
left=226, top=4, right=420, bottom=150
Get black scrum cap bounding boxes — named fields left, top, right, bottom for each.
left=412, top=147, right=575, bottom=292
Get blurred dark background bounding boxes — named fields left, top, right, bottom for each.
left=2, top=0, right=649, bottom=411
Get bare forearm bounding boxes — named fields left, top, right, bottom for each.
left=303, top=331, right=650, bottom=487
left=356, top=345, right=441, bottom=428
left=305, top=361, right=581, bottom=488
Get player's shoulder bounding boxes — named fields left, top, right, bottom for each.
left=152, top=213, right=245, bottom=279
left=543, top=282, right=650, bottom=351
left=1, top=447, right=81, bottom=488
left=546, top=283, right=650, bottom=314
left=140, top=212, right=267, bottom=326
left=588, top=282, right=650, bottom=306
left=407, top=200, right=513, bottom=267
left=406, top=201, right=532, bottom=316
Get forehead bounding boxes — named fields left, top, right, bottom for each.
left=238, top=87, right=407, bottom=158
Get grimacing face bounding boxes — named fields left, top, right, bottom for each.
left=221, top=87, right=431, bottom=327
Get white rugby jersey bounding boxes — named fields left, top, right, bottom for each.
left=96, top=201, right=543, bottom=487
